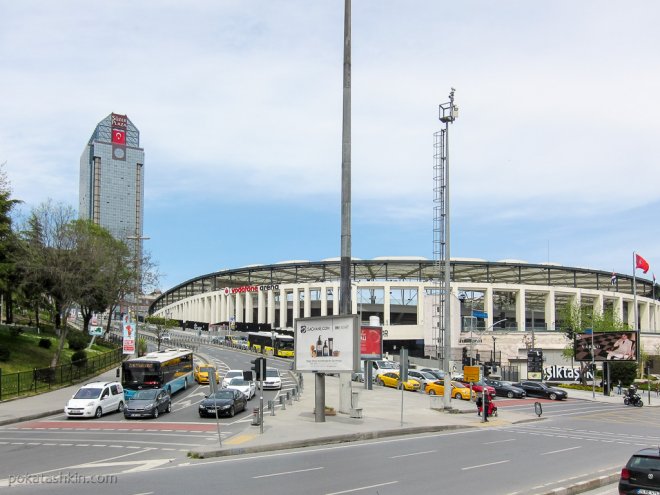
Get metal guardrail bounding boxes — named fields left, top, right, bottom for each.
left=0, top=346, right=122, bottom=402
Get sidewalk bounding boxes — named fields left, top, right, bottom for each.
left=0, top=368, right=121, bottom=426
left=190, top=375, right=539, bottom=458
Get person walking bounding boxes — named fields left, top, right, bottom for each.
left=617, top=380, right=622, bottom=395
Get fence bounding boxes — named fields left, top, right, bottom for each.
left=0, top=346, right=122, bottom=401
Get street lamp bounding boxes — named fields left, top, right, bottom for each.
left=487, top=319, right=508, bottom=369
left=127, top=231, right=150, bottom=357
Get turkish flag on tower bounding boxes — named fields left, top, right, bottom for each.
left=112, top=129, right=126, bottom=145
left=635, top=254, right=650, bottom=273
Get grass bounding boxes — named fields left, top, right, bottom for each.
left=0, top=325, right=111, bottom=374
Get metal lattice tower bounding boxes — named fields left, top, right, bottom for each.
left=433, top=129, right=447, bottom=367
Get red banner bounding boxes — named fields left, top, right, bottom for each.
left=360, top=326, right=383, bottom=359
left=112, top=129, right=126, bottom=145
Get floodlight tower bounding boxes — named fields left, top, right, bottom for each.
left=433, top=89, right=458, bottom=409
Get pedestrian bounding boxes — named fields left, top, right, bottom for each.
left=617, top=380, right=622, bottom=395
left=483, top=393, right=490, bottom=422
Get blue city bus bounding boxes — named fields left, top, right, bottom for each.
left=121, top=349, right=194, bottom=399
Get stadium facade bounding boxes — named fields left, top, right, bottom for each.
left=149, top=257, right=660, bottom=367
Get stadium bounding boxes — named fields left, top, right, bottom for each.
left=149, top=257, right=659, bottom=372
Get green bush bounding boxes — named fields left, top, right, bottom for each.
left=0, top=347, right=10, bottom=361
left=9, top=326, right=23, bottom=338
left=38, top=338, right=53, bottom=349
left=71, top=350, right=87, bottom=367
left=67, top=330, right=90, bottom=351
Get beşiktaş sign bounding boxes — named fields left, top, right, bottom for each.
left=543, top=365, right=594, bottom=382
left=223, top=284, right=280, bottom=295
left=294, top=315, right=359, bottom=373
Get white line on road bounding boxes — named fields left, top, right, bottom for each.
left=462, top=460, right=510, bottom=471
left=326, top=481, right=399, bottom=495
left=252, top=466, right=324, bottom=479
left=389, top=450, right=437, bottom=459
left=540, top=446, right=582, bottom=455
left=484, top=438, right=516, bottom=445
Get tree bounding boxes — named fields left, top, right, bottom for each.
left=0, top=162, right=22, bottom=324
left=145, top=315, right=177, bottom=351
left=17, top=201, right=84, bottom=367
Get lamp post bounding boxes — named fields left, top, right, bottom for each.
left=127, top=231, right=149, bottom=357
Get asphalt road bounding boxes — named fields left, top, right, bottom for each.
left=1, top=388, right=656, bottom=494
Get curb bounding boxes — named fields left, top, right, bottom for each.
left=0, top=409, right=62, bottom=427
left=538, top=471, right=620, bottom=495
left=190, top=424, right=473, bottom=458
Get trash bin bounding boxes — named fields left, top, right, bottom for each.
left=251, top=407, right=261, bottom=426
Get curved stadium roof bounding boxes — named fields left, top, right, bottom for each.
left=149, top=258, right=656, bottom=314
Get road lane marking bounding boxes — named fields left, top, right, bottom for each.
left=326, top=481, right=398, bottom=495
left=462, top=460, right=510, bottom=470
left=253, top=466, right=324, bottom=479
left=540, top=446, right=581, bottom=455
left=389, top=449, right=437, bottom=458
left=484, top=438, right=516, bottom=445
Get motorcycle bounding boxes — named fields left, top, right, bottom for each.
left=624, top=392, right=644, bottom=407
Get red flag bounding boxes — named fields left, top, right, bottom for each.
left=112, top=129, right=126, bottom=145
left=635, top=254, right=650, bottom=273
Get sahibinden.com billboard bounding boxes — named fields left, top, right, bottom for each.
left=294, top=315, right=360, bottom=373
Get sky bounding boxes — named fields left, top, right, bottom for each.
left=1, top=1, right=659, bottom=292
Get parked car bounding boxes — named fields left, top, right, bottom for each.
left=369, top=360, right=399, bottom=378
left=198, top=389, right=247, bottom=418
left=64, top=381, right=125, bottom=419
left=425, top=380, right=474, bottom=400
left=418, top=367, right=446, bottom=380
left=123, top=388, right=171, bottom=418
left=619, top=447, right=660, bottom=494
left=225, top=377, right=256, bottom=400
left=161, top=333, right=172, bottom=343
left=407, top=370, right=437, bottom=389
left=194, top=364, right=221, bottom=384
left=376, top=372, right=421, bottom=391
left=484, top=378, right=527, bottom=398
left=514, top=381, right=568, bottom=400
left=263, top=368, right=282, bottom=390
left=460, top=381, right=496, bottom=397
left=351, top=371, right=365, bottom=382
left=221, top=369, right=245, bottom=388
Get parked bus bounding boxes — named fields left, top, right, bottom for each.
left=247, top=331, right=294, bottom=358
left=121, top=349, right=194, bottom=399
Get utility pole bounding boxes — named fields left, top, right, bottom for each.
left=127, top=230, right=149, bottom=357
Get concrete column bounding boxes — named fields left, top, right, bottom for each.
left=279, top=288, right=287, bottom=328
left=640, top=301, right=650, bottom=330
left=351, top=284, right=358, bottom=315
left=292, top=288, right=300, bottom=324
left=245, top=292, right=254, bottom=323
left=333, top=284, right=340, bottom=315
left=516, top=288, right=526, bottom=331
left=220, top=293, right=227, bottom=322
left=321, top=285, right=328, bottom=316
left=615, top=296, right=624, bottom=323
left=384, top=283, right=391, bottom=326
left=236, top=293, right=244, bottom=322
left=258, top=290, right=265, bottom=324
left=227, top=294, right=235, bottom=323
left=484, top=286, right=493, bottom=330
left=626, top=300, right=635, bottom=329
left=304, top=286, right=311, bottom=318
left=267, top=289, right=275, bottom=326
left=545, top=289, right=556, bottom=331
left=593, top=293, right=604, bottom=317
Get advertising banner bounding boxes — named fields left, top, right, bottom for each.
left=294, top=315, right=359, bottom=372
left=360, top=325, right=383, bottom=360
left=88, top=315, right=103, bottom=336
left=122, top=315, right=136, bottom=355
left=573, top=331, right=638, bottom=362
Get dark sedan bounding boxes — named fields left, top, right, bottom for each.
left=124, top=388, right=171, bottom=419
left=484, top=378, right=526, bottom=399
left=514, top=381, right=567, bottom=400
left=198, top=389, right=247, bottom=418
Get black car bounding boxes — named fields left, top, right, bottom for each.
left=514, top=381, right=567, bottom=400
left=124, top=388, right=171, bottom=419
left=619, top=448, right=660, bottom=494
left=198, top=389, right=247, bottom=418
left=484, top=378, right=526, bottom=399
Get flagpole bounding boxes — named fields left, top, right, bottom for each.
left=633, top=252, right=638, bottom=332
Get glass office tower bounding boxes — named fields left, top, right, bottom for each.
left=79, top=113, right=145, bottom=254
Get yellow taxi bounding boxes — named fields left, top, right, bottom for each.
left=376, top=372, right=421, bottom=391
left=194, top=364, right=221, bottom=384
left=424, top=380, right=474, bottom=400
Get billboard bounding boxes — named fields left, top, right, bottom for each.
left=573, top=331, right=637, bottom=362
left=294, top=315, right=359, bottom=373
left=122, top=314, right=136, bottom=355
left=360, top=325, right=383, bottom=360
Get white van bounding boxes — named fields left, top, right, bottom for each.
left=64, top=381, right=125, bottom=419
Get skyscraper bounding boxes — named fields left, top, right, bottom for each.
left=79, top=113, right=145, bottom=252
